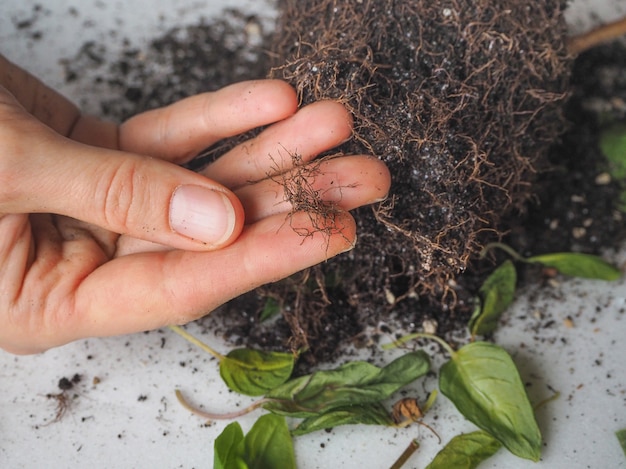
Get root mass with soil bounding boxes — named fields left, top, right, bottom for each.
left=260, top=0, right=572, bottom=358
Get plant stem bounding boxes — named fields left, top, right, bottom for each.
left=389, top=439, right=420, bottom=469
left=394, top=419, right=442, bottom=444
left=479, top=242, right=525, bottom=262
left=422, top=389, right=438, bottom=414
left=175, top=389, right=266, bottom=420
left=384, top=332, right=456, bottom=357
left=568, top=15, right=626, bottom=55
left=168, top=325, right=225, bottom=361
left=533, top=391, right=561, bottom=412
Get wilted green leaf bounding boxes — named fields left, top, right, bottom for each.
left=259, top=297, right=281, bottom=322
left=214, top=422, right=247, bottom=469
left=469, top=260, right=517, bottom=337
left=291, top=402, right=394, bottom=436
left=242, top=414, right=296, bottom=469
left=264, top=351, right=430, bottom=417
left=425, top=431, right=502, bottom=469
left=439, top=342, right=541, bottom=461
left=617, top=428, right=626, bottom=457
left=526, top=252, right=621, bottom=281
left=220, top=348, right=295, bottom=397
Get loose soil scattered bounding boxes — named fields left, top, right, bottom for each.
left=38, top=3, right=626, bottom=363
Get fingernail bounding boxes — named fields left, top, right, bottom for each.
left=170, top=185, right=236, bottom=246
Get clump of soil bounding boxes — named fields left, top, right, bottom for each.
left=272, top=0, right=570, bottom=284
left=217, top=4, right=626, bottom=364
left=508, top=39, right=626, bottom=259
left=257, top=0, right=572, bottom=356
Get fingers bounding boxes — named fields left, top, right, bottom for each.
left=235, top=155, right=391, bottom=223
left=0, top=104, right=244, bottom=251
left=71, top=210, right=356, bottom=341
left=202, top=100, right=353, bottom=188
left=118, top=80, right=298, bottom=163
left=114, top=153, right=390, bottom=256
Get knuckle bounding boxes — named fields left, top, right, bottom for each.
left=98, top=159, right=146, bottom=234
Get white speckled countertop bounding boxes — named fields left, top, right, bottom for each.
left=0, top=1, right=625, bottom=468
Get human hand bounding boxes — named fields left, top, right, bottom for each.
left=0, top=55, right=390, bottom=354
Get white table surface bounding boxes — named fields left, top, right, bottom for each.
left=1, top=1, right=625, bottom=468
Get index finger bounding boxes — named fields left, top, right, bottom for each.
left=118, top=80, right=298, bottom=163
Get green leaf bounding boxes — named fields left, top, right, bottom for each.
left=259, top=297, right=281, bottom=322
left=264, top=351, right=430, bottom=417
left=469, top=260, right=517, bottom=336
left=600, top=123, right=626, bottom=180
left=617, top=428, right=626, bottom=457
left=526, top=252, right=621, bottom=281
left=426, top=431, right=502, bottom=469
left=214, top=422, right=247, bottom=469
left=439, top=342, right=542, bottom=461
left=214, top=416, right=296, bottom=469
left=220, top=348, right=295, bottom=397
left=242, top=414, right=296, bottom=469
left=291, top=402, right=394, bottom=436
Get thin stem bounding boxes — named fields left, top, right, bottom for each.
left=480, top=242, right=525, bottom=262
left=568, top=16, right=626, bottom=55
left=418, top=420, right=442, bottom=444
left=384, top=332, right=456, bottom=357
left=389, top=439, right=420, bottom=469
left=175, top=389, right=267, bottom=420
left=168, top=325, right=225, bottom=361
left=394, top=419, right=441, bottom=444
left=534, top=391, right=561, bottom=412
left=422, top=389, right=438, bottom=414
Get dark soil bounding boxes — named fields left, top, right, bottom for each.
left=271, top=0, right=571, bottom=291
left=510, top=40, right=626, bottom=258
left=52, top=4, right=626, bottom=364
left=260, top=0, right=573, bottom=361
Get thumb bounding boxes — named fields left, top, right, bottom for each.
left=1, top=116, right=244, bottom=250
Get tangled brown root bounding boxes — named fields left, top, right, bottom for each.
left=261, top=0, right=573, bottom=355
